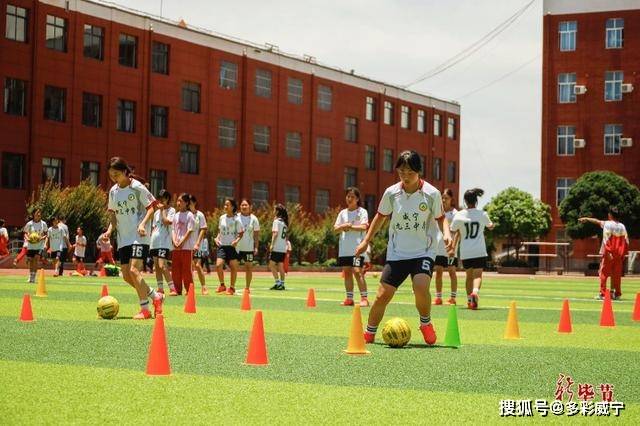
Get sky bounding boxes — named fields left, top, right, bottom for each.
left=114, top=0, right=543, bottom=206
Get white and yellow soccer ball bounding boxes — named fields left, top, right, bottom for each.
left=28, top=232, right=40, bottom=244
left=97, top=296, right=119, bottom=320
left=381, top=317, right=411, bottom=348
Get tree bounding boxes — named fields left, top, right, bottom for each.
left=559, top=171, right=640, bottom=239
left=484, top=187, right=552, bottom=261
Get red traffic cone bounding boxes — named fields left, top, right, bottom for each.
left=558, top=299, right=572, bottom=333
left=146, top=314, right=171, bottom=375
left=306, top=288, right=317, bottom=308
left=241, top=288, right=251, bottom=311
left=245, top=310, right=268, bottom=365
left=100, top=284, right=109, bottom=298
left=99, top=266, right=107, bottom=277
left=19, top=293, right=34, bottom=322
left=283, top=252, right=290, bottom=274
left=184, top=283, right=196, bottom=314
left=600, top=289, right=615, bottom=327
left=632, top=292, right=640, bottom=322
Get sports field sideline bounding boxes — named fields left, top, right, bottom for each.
left=1, top=271, right=639, bottom=423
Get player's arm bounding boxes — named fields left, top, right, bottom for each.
left=578, top=217, right=604, bottom=227
left=138, top=205, right=155, bottom=236
left=333, top=214, right=348, bottom=233
left=355, top=213, right=387, bottom=257
left=160, top=206, right=172, bottom=225
left=437, top=215, right=454, bottom=253
left=232, top=222, right=244, bottom=247
left=105, top=212, right=117, bottom=236
left=350, top=221, right=368, bottom=231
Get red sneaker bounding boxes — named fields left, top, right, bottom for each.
left=226, top=287, right=236, bottom=296
left=447, top=298, right=457, bottom=305
left=470, top=293, right=478, bottom=310
left=420, top=323, right=437, bottom=345
left=364, top=332, right=375, bottom=344
left=359, top=298, right=370, bottom=307
left=340, top=298, right=354, bottom=306
left=133, top=310, right=152, bottom=320
left=152, top=293, right=165, bottom=316
left=201, top=286, right=210, bottom=296
left=216, top=284, right=227, bottom=293
left=433, top=297, right=443, bottom=305
left=169, top=289, right=178, bottom=296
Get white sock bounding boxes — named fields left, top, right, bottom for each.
left=472, top=288, right=479, bottom=295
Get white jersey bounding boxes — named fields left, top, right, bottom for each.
left=271, top=218, right=288, bottom=253
left=335, top=207, right=369, bottom=258
left=436, top=208, right=458, bottom=257
left=218, top=214, right=244, bottom=246
left=107, top=178, right=156, bottom=248
left=47, top=226, right=66, bottom=251
left=201, top=237, right=209, bottom=254
left=189, top=210, right=207, bottom=248
left=450, top=208, right=492, bottom=260
left=377, top=180, right=443, bottom=261
left=74, top=235, right=87, bottom=257
left=59, top=222, right=69, bottom=244
left=237, top=214, right=260, bottom=252
left=0, top=227, right=8, bottom=240
left=24, top=220, right=47, bottom=250
left=151, top=207, right=176, bottom=250
left=600, top=220, right=629, bottom=255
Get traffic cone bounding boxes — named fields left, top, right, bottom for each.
left=35, top=269, right=47, bottom=297
left=633, top=292, right=640, bottom=322
left=444, top=304, right=461, bottom=347
left=504, top=301, right=521, bottom=339
left=600, top=289, right=615, bottom=327
left=341, top=270, right=345, bottom=278
left=343, top=304, right=370, bottom=355
left=100, top=284, right=109, bottom=298
left=184, top=283, right=196, bottom=314
left=19, top=294, right=34, bottom=322
left=558, top=299, right=572, bottom=333
left=306, top=288, right=317, bottom=308
left=99, top=266, right=106, bottom=277
left=146, top=314, right=171, bottom=375
left=240, top=288, right=251, bottom=311
left=245, top=310, right=268, bottom=365
left=284, top=252, right=290, bottom=274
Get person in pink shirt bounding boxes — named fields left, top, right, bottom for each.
left=171, top=193, right=196, bottom=296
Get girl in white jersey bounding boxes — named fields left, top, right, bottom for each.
left=355, top=151, right=453, bottom=346
left=102, top=157, right=164, bottom=320
left=23, top=209, right=47, bottom=283
left=450, top=188, right=494, bottom=310
left=150, top=189, right=175, bottom=294
left=72, top=226, right=87, bottom=274
left=269, top=204, right=289, bottom=290
left=189, top=195, right=209, bottom=295
left=214, top=198, right=244, bottom=295
left=335, top=187, right=369, bottom=307
left=433, top=188, right=459, bottom=305
left=45, top=217, right=68, bottom=277
left=237, top=199, right=261, bottom=292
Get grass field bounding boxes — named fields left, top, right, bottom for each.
left=1, top=271, right=639, bottom=424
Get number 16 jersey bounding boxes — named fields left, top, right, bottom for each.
left=450, top=208, right=492, bottom=260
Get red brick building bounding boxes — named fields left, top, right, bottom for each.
left=541, top=0, right=639, bottom=269
left=0, top=0, right=461, bottom=227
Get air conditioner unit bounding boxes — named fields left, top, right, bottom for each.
left=573, top=138, right=586, bottom=148
left=621, top=138, right=633, bottom=148
left=621, top=83, right=634, bottom=93
left=573, top=85, right=587, bottom=95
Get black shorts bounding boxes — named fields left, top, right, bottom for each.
left=26, top=249, right=42, bottom=259
left=60, top=248, right=68, bottom=261
left=462, top=257, right=486, bottom=270
left=435, top=256, right=458, bottom=268
left=239, top=251, right=255, bottom=263
left=150, top=248, right=171, bottom=259
left=380, top=257, right=434, bottom=288
left=49, top=251, right=61, bottom=260
left=270, top=251, right=286, bottom=263
left=338, top=256, right=365, bottom=268
left=118, top=244, right=149, bottom=265
left=217, top=246, right=239, bottom=263
left=192, top=249, right=203, bottom=259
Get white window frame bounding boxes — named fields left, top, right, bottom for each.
left=604, top=71, right=623, bottom=102
left=251, top=181, right=269, bottom=206
left=316, top=137, right=331, bottom=163
left=556, top=126, right=575, bottom=156
left=219, top=61, right=238, bottom=89
left=606, top=18, right=624, bottom=49
left=317, top=85, right=332, bottom=111
left=382, top=149, right=394, bottom=172
left=315, top=189, right=330, bottom=214
left=559, top=21, right=576, bottom=52
left=288, top=77, right=303, bottom=105
left=556, top=177, right=576, bottom=206
left=383, top=101, right=393, bottom=125
left=558, top=73, right=576, bottom=104
left=400, top=105, right=410, bottom=129
left=216, top=178, right=235, bottom=206
left=604, top=124, right=622, bottom=156
left=433, top=114, right=441, bottom=136
left=253, top=125, right=270, bottom=153
left=284, top=185, right=300, bottom=204
left=218, top=118, right=237, bottom=148
left=417, top=109, right=425, bottom=133
left=365, top=96, right=376, bottom=121
left=255, top=69, right=272, bottom=98
left=285, top=132, right=302, bottom=159
left=447, top=117, right=456, bottom=139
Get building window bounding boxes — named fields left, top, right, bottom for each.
left=447, top=117, right=456, bottom=139
left=253, top=125, right=270, bottom=153
left=180, top=143, right=199, bottom=174
left=42, top=157, right=63, bottom=184
left=252, top=181, right=269, bottom=206
left=182, top=81, right=200, bottom=113
left=345, top=117, right=358, bottom=142
left=604, top=71, right=623, bottom=101
left=285, top=132, right=302, bottom=159
left=382, top=149, right=394, bottom=172
left=556, top=126, right=575, bottom=156
left=364, top=194, right=376, bottom=218
left=604, top=124, right=622, bottom=155
left=365, top=145, right=376, bottom=170
left=219, top=118, right=237, bottom=148
left=288, top=77, right=303, bottom=104
left=255, top=69, right=272, bottom=98
left=317, top=85, right=332, bottom=111
left=118, top=33, right=137, bottom=68
left=149, top=169, right=166, bottom=197
left=44, top=85, right=66, bottom=122
left=556, top=178, right=575, bottom=205
left=6, top=5, right=28, bottom=42
left=82, top=93, right=102, bottom=127
left=284, top=185, right=300, bottom=204
left=316, top=137, right=331, bottom=163
left=606, top=18, right=623, bottom=49
left=116, top=99, right=135, bottom=132
left=4, top=77, right=26, bottom=116
left=558, top=73, right=576, bottom=103
left=1, top=152, right=25, bottom=189
left=150, top=106, right=168, bottom=138
left=420, top=155, right=427, bottom=175
left=417, top=110, right=425, bottom=133
left=433, top=113, right=441, bottom=136
left=45, top=15, right=66, bottom=52
left=220, top=61, right=238, bottom=89
left=344, top=167, right=357, bottom=189
left=315, top=189, right=330, bottom=214
left=83, top=24, right=103, bottom=60
left=366, top=96, right=376, bottom=121
left=80, top=161, right=99, bottom=185
left=432, top=157, right=442, bottom=181
left=447, top=161, right=456, bottom=183
left=400, top=105, right=410, bottom=129
left=559, top=21, right=576, bottom=51
left=151, top=41, right=169, bottom=74
left=383, top=101, right=394, bottom=125
left=216, top=178, right=235, bottom=206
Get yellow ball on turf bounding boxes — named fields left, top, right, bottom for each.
left=381, top=317, right=411, bottom=348
left=28, top=232, right=40, bottom=244
left=97, top=296, right=119, bottom=320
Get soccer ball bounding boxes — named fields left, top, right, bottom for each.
left=97, top=296, right=119, bottom=320
left=28, top=232, right=40, bottom=244
left=381, top=317, right=411, bottom=348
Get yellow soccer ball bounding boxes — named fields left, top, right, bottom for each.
left=28, top=232, right=40, bottom=244
left=97, top=296, right=119, bottom=320
left=381, top=317, right=411, bottom=348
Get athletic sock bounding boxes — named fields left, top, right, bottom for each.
left=156, top=280, right=164, bottom=290
left=472, top=288, right=479, bottom=295
left=346, top=291, right=354, bottom=300
left=365, top=325, right=378, bottom=334
left=420, top=315, right=431, bottom=326
left=435, top=292, right=442, bottom=298
left=29, top=272, right=35, bottom=282
left=360, top=291, right=368, bottom=299
left=147, top=287, right=158, bottom=300
left=450, top=291, right=457, bottom=298
left=140, top=300, right=150, bottom=311
left=168, top=281, right=175, bottom=290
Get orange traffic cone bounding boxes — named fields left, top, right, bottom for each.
left=35, top=269, right=47, bottom=297
left=341, top=270, right=345, bottom=278
left=19, top=294, right=34, bottom=322
left=306, top=288, right=317, bottom=308
left=600, top=289, right=615, bottom=327
left=504, top=301, right=521, bottom=339
left=284, top=252, right=290, bottom=274
left=99, top=266, right=107, bottom=277
left=146, top=314, right=171, bottom=375
left=100, top=284, right=109, bottom=298
left=184, top=283, right=196, bottom=314
left=343, top=304, right=370, bottom=355
left=245, top=310, right=268, bottom=365
left=241, top=288, right=251, bottom=311
left=633, top=292, right=640, bottom=322
left=558, top=299, right=572, bottom=333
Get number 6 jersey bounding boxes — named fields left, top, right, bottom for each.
left=450, top=208, right=492, bottom=260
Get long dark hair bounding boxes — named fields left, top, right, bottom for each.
left=108, top=157, right=146, bottom=184
left=225, top=197, right=238, bottom=214
left=464, top=188, right=484, bottom=207
left=274, top=203, right=289, bottom=226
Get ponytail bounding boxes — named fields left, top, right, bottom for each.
left=463, top=188, right=484, bottom=207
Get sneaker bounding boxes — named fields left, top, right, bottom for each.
left=470, top=293, right=479, bottom=310
left=201, top=286, right=210, bottom=296
left=226, top=287, right=236, bottom=296
left=364, top=332, right=375, bottom=344
left=216, top=284, right=227, bottom=293
left=276, top=283, right=286, bottom=291
left=152, top=293, right=165, bottom=316
left=157, top=288, right=165, bottom=294
left=169, top=289, right=178, bottom=296
left=340, top=298, right=355, bottom=306
left=447, top=298, right=457, bottom=305
left=420, top=323, right=437, bottom=345
left=433, top=297, right=443, bottom=305
left=596, top=294, right=604, bottom=300
left=133, top=310, right=152, bottom=320
left=270, top=282, right=280, bottom=290
left=359, top=298, right=370, bottom=307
